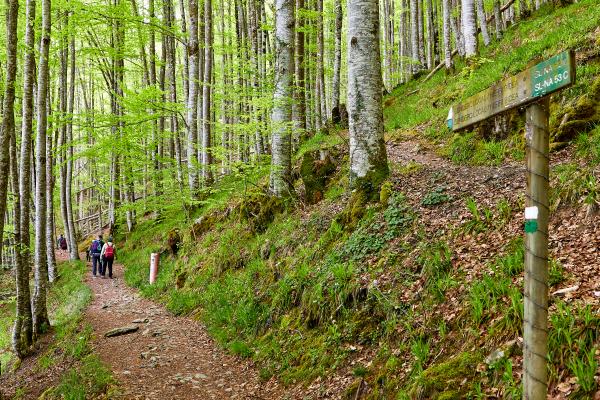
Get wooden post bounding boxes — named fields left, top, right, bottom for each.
left=523, top=98, right=550, bottom=400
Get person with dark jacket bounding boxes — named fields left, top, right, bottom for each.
left=89, top=235, right=104, bottom=278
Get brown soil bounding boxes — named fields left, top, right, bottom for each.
left=84, top=262, right=286, bottom=399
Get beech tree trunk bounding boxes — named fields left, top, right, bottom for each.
left=347, top=0, right=388, bottom=194
left=46, top=93, right=57, bottom=282
left=186, top=0, right=200, bottom=196
left=33, top=0, right=52, bottom=336
left=13, top=0, right=36, bottom=357
left=270, top=0, right=295, bottom=197
left=0, top=0, right=19, bottom=258
left=331, top=0, right=342, bottom=122
left=477, top=0, right=491, bottom=46
left=443, top=0, right=454, bottom=70
left=202, top=0, right=214, bottom=183
left=462, top=0, right=478, bottom=57
left=410, top=0, right=420, bottom=73
left=66, top=37, right=79, bottom=259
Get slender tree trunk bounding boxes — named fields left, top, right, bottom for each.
left=187, top=0, right=200, bottom=196
left=494, top=0, right=502, bottom=39
left=347, top=0, right=389, bottom=194
left=443, top=0, right=454, bottom=70
left=399, top=0, right=407, bottom=82
left=66, top=37, right=79, bottom=259
left=451, top=0, right=465, bottom=56
left=19, top=0, right=35, bottom=274
left=331, top=0, right=343, bottom=122
left=410, top=0, right=420, bottom=73
left=11, top=126, right=33, bottom=358
left=426, top=0, right=434, bottom=69
left=219, top=0, right=230, bottom=175
left=270, top=0, right=295, bottom=197
left=202, top=0, right=214, bottom=183
left=462, top=0, right=477, bottom=57
left=13, top=0, right=36, bottom=357
left=0, top=0, right=19, bottom=258
left=33, top=0, right=52, bottom=336
left=46, top=92, right=57, bottom=281
left=476, top=0, right=490, bottom=46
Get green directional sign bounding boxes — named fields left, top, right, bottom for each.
left=447, top=50, right=576, bottom=131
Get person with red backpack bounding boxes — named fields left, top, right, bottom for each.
left=89, top=234, right=104, bottom=278
left=100, top=236, right=117, bottom=279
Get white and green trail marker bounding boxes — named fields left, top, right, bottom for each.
left=524, top=206, right=539, bottom=233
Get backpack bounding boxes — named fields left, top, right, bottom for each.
left=60, top=237, right=68, bottom=250
left=91, top=240, right=101, bottom=254
left=104, top=244, right=115, bottom=260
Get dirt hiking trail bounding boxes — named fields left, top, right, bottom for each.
left=85, top=262, right=285, bottom=399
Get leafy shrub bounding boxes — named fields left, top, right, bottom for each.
left=421, top=187, right=451, bottom=206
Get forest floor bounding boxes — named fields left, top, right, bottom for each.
left=82, top=261, right=289, bottom=400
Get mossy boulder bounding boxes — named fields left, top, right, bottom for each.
left=167, top=228, right=182, bottom=255
left=409, top=351, right=481, bottom=399
left=190, top=213, right=220, bottom=239
left=300, top=151, right=337, bottom=205
left=551, top=89, right=600, bottom=142
left=238, top=192, right=284, bottom=233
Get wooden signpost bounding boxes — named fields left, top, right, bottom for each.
left=447, top=50, right=576, bottom=400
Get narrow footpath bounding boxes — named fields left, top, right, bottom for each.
left=85, top=262, right=284, bottom=399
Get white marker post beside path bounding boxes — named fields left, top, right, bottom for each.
left=448, top=50, right=576, bottom=399
left=149, top=253, right=160, bottom=284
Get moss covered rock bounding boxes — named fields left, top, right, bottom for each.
left=300, top=151, right=337, bottom=205
left=238, top=192, right=284, bottom=233
left=551, top=89, right=600, bottom=142
left=409, top=351, right=481, bottom=399
left=167, top=228, right=182, bottom=255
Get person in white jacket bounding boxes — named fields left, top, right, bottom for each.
left=100, top=236, right=117, bottom=279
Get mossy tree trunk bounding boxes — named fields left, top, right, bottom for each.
left=347, top=0, right=389, bottom=196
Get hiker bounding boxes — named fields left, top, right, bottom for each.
left=100, top=236, right=116, bottom=279
left=57, top=234, right=68, bottom=252
left=89, top=234, right=104, bottom=278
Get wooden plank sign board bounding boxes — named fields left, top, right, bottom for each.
left=447, top=50, right=575, bottom=131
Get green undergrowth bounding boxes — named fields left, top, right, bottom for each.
left=115, top=2, right=600, bottom=395
left=384, top=0, right=600, bottom=166
left=1, top=261, right=115, bottom=399
left=116, top=178, right=595, bottom=399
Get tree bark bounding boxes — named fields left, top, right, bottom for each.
left=462, top=0, right=478, bottom=57
left=187, top=0, right=200, bottom=197
left=331, top=0, right=343, bottom=122
left=410, top=0, right=421, bottom=73
left=202, top=0, right=214, bottom=183
left=11, top=124, right=33, bottom=358
left=33, top=0, right=52, bottom=336
left=443, top=0, right=454, bottom=70
left=0, top=0, right=19, bottom=258
left=270, top=0, right=295, bottom=197
left=347, top=0, right=389, bottom=194
left=477, top=0, right=491, bottom=46
left=66, top=37, right=79, bottom=259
